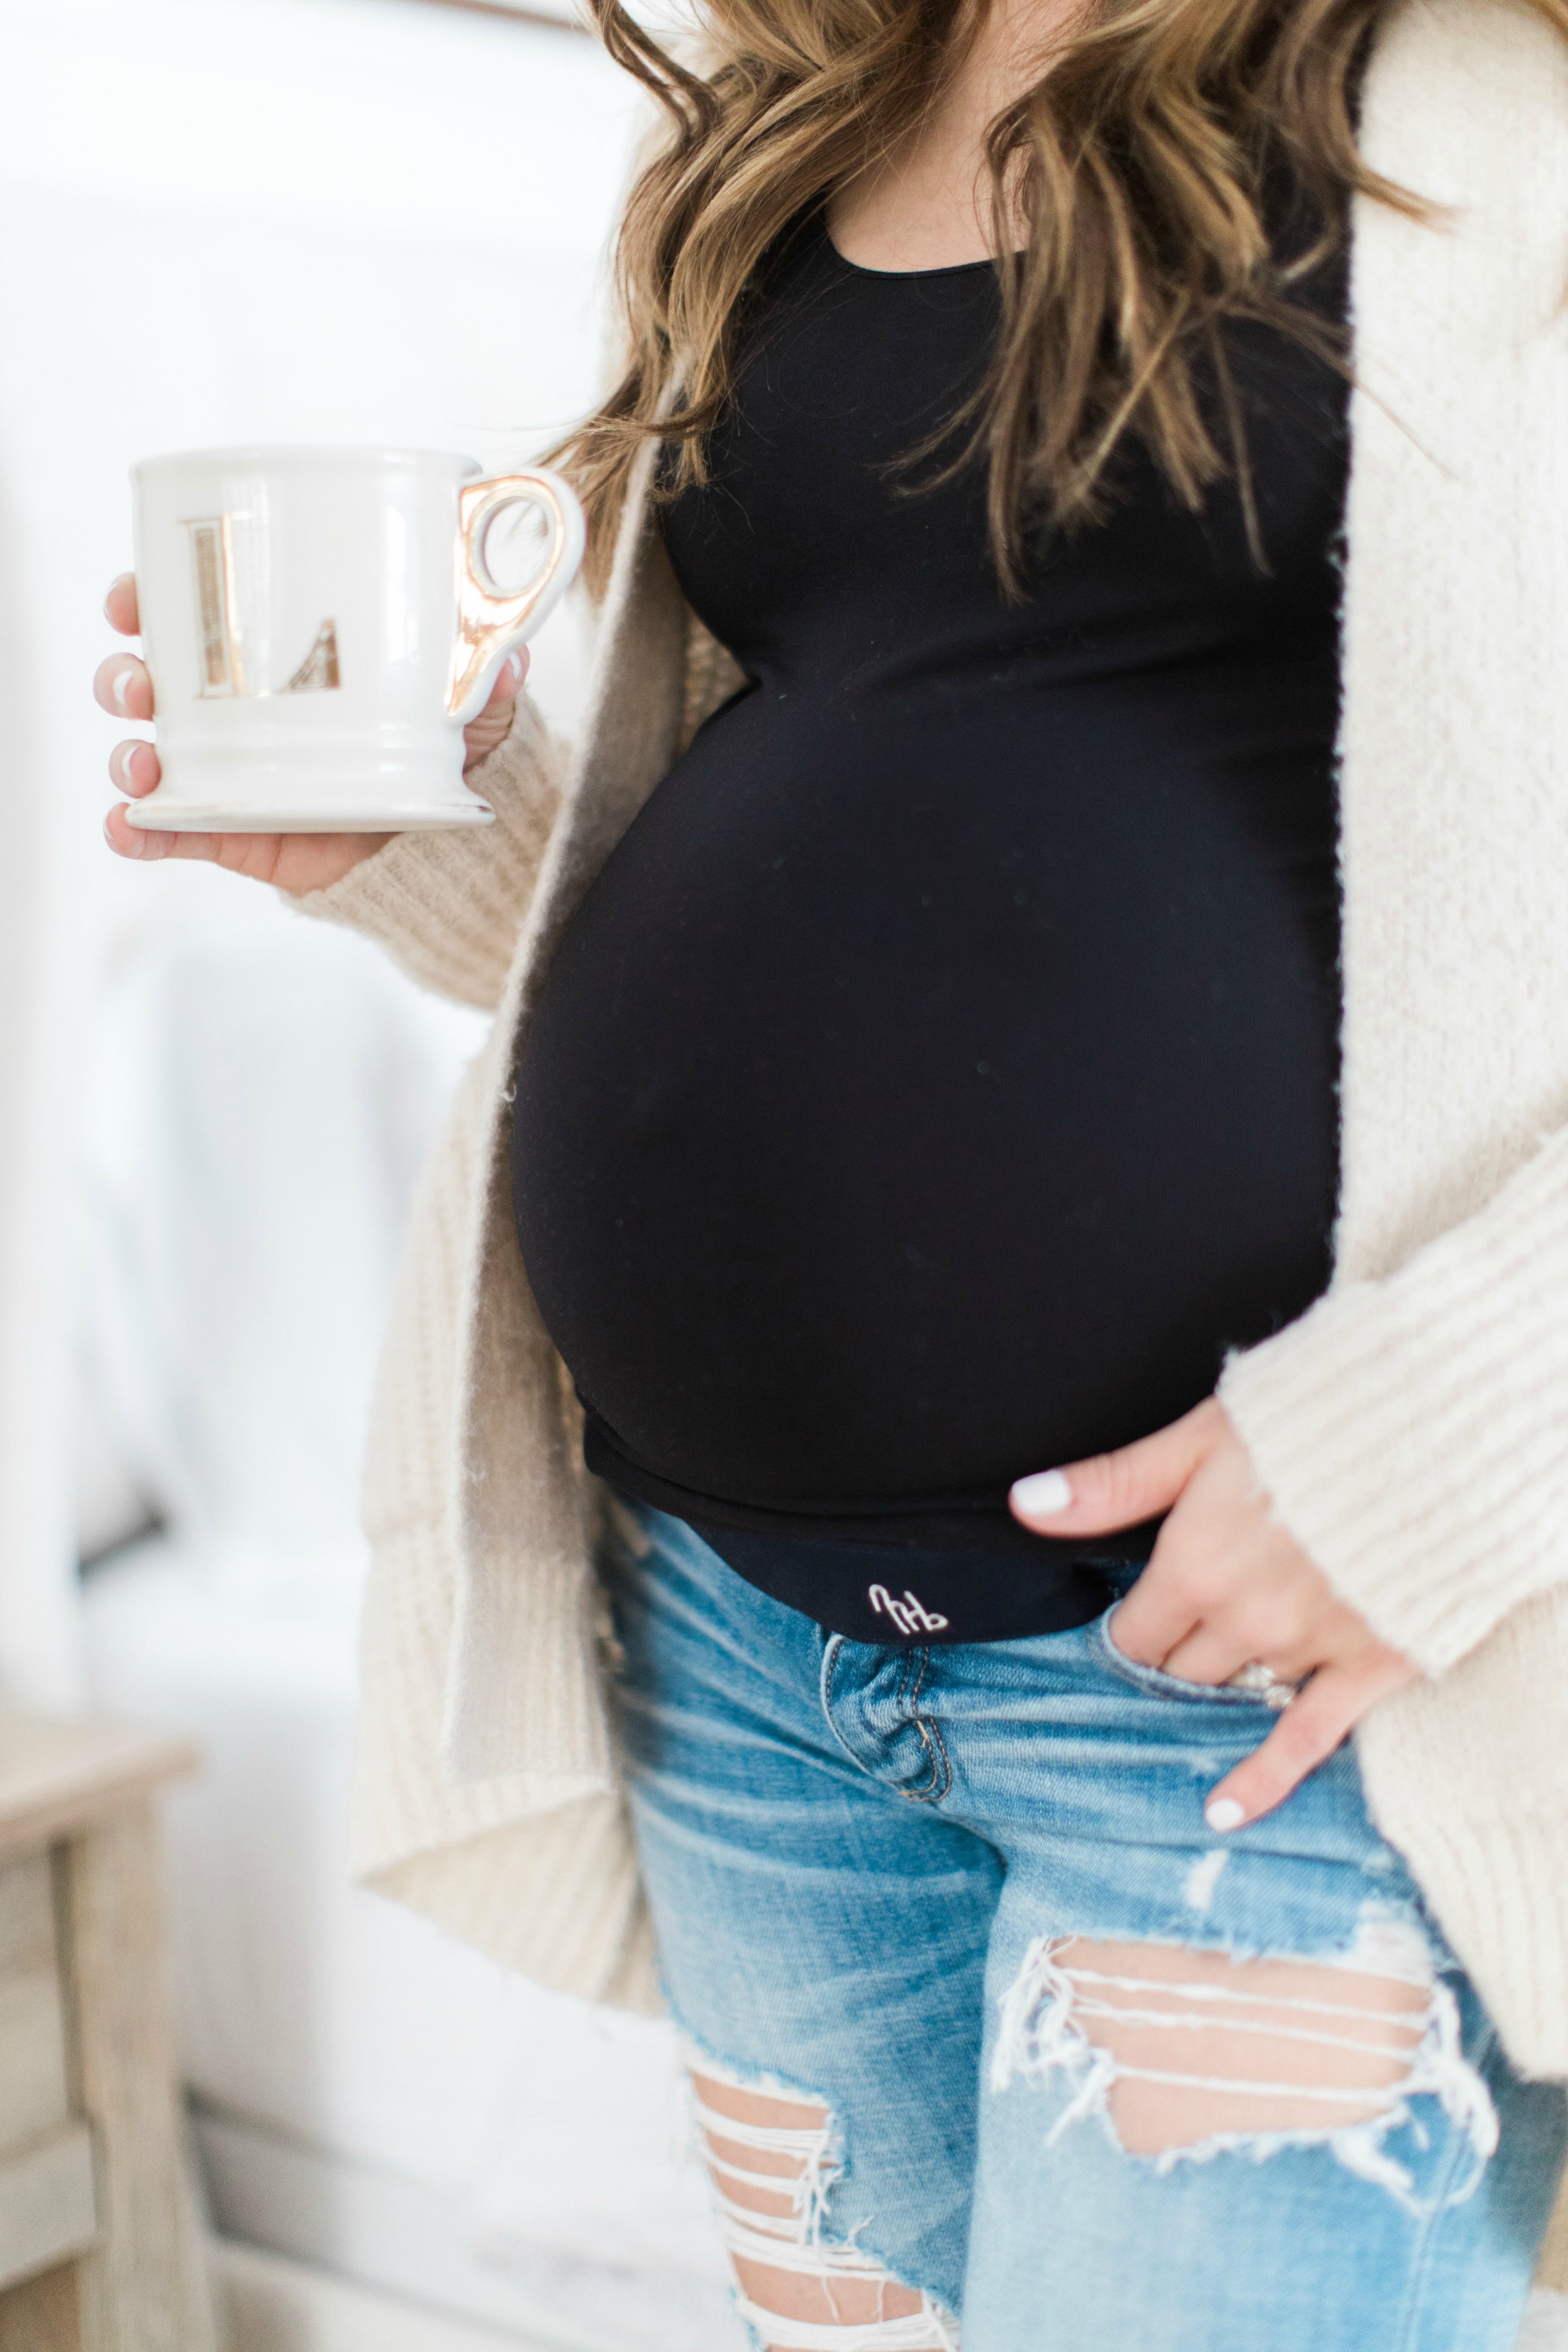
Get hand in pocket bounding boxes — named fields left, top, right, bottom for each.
left=1009, top=1398, right=1417, bottom=1829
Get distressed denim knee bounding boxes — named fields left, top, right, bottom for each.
left=686, top=2044, right=961, bottom=2352
left=992, top=1922, right=1498, bottom=2212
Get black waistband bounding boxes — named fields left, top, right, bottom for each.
left=682, top=1518, right=1148, bottom=1646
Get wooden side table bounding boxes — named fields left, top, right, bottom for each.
left=0, top=1708, right=214, bottom=2352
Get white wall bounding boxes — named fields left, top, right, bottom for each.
left=0, top=0, right=641, bottom=1696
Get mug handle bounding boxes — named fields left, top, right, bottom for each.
left=446, top=467, right=586, bottom=724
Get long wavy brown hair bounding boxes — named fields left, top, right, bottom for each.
left=554, top=0, right=1563, bottom=591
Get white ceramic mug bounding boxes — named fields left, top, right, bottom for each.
left=127, top=446, right=586, bottom=832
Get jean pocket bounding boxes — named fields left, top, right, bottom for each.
left=1092, top=1601, right=1284, bottom=1708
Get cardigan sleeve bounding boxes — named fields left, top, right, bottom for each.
left=280, top=692, right=568, bottom=1012
left=1218, top=1121, right=1568, bottom=1677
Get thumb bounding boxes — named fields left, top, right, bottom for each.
left=1009, top=1401, right=1221, bottom=1535
left=488, top=648, right=528, bottom=705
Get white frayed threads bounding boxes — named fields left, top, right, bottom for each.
left=723, top=2237, right=961, bottom=2352
left=1338, top=1913, right=1437, bottom=1988
left=690, top=2075, right=840, bottom=2248
left=1183, top=1849, right=1230, bottom=1916
left=688, top=2060, right=959, bottom=2352
left=991, top=1939, right=1120, bottom=2139
left=729, top=2311, right=958, bottom=2351
left=990, top=1931, right=1499, bottom=2215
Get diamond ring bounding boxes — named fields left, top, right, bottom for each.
left=1225, top=1659, right=1299, bottom=1710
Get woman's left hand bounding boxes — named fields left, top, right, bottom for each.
left=1009, top=1398, right=1418, bottom=1830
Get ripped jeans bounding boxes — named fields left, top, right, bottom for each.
left=601, top=1501, right=1568, bottom=2352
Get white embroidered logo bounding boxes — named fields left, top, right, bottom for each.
left=868, top=1585, right=951, bottom=1637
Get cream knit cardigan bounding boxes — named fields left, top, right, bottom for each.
left=297, top=0, right=1568, bottom=2105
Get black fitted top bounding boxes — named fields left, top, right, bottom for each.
left=512, top=211, right=1349, bottom=1642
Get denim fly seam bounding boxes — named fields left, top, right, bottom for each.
left=822, top=1635, right=952, bottom=1804
left=676, top=2023, right=963, bottom=2352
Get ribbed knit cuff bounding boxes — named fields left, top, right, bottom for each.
left=1220, top=1126, right=1568, bottom=1675
left=283, top=697, right=564, bottom=1009
left=1365, top=1779, right=1568, bottom=2082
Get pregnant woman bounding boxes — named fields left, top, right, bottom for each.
left=97, top=0, right=1568, bottom=2341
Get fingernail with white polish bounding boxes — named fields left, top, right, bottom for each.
left=1010, top=1469, right=1073, bottom=1517
left=111, top=666, right=135, bottom=711
left=1206, top=1798, right=1247, bottom=1832
left=501, top=653, right=524, bottom=690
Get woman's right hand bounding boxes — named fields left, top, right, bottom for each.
left=97, top=573, right=527, bottom=895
